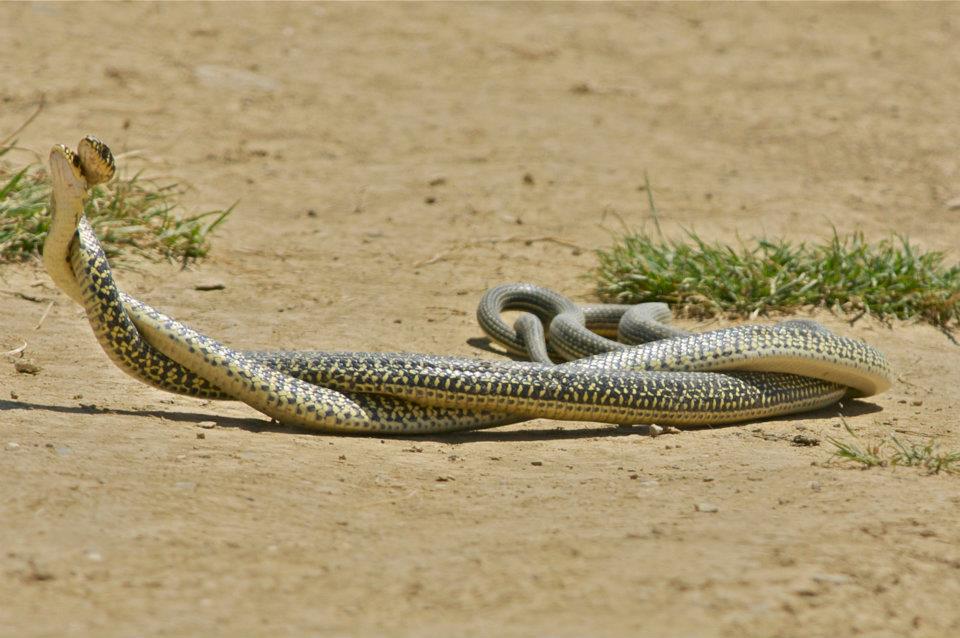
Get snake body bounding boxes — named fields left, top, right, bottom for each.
left=478, top=283, right=687, bottom=363
left=45, top=137, right=893, bottom=434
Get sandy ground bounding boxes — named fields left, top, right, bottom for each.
left=2, top=3, right=959, bottom=637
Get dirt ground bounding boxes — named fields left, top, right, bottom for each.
left=2, top=3, right=959, bottom=637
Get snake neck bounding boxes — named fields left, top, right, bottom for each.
left=44, top=177, right=87, bottom=305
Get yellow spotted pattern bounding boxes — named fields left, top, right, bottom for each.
left=48, top=138, right=894, bottom=433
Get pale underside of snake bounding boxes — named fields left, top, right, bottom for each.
left=43, top=137, right=893, bottom=434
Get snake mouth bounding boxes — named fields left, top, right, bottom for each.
left=49, top=144, right=88, bottom=199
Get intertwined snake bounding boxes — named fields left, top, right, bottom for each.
left=43, top=136, right=893, bottom=434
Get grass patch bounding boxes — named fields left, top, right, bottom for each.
left=595, top=230, right=960, bottom=328
left=827, top=419, right=960, bottom=475
left=595, top=178, right=960, bottom=329
left=0, top=143, right=232, bottom=264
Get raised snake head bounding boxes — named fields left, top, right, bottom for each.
left=48, top=144, right=89, bottom=210
left=48, top=136, right=116, bottom=207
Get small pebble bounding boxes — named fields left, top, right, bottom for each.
left=14, top=361, right=41, bottom=374
left=197, top=421, right=217, bottom=429
left=85, top=551, right=103, bottom=562
left=809, top=481, right=822, bottom=492
left=911, top=400, right=923, bottom=406
left=196, top=432, right=206, bottom=440
left=531, top=461, right=543, bottom=466
left=695, top=503, right=719, bottom=513
left=648, top=424, right=664, bottom=437
left=6, top=442, right=20, bottom=451
left=10, top=391, right=18, bottom=400
left=946, top=195, right=960, bottom=210
left=665, top=426, right=681, bottom=434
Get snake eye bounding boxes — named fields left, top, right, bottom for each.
left=71, top=152, right=81, bottom=168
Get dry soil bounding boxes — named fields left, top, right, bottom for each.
left=1, top=3, right=959, bottom=637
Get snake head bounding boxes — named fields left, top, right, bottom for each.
left=77, top=136, right=116, bottom=186
left=48, top=136, right=116, bottom=200
left=48, top=144, right=88, bottom=202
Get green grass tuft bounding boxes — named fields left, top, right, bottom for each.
left=826, top=420, right=887, bottom=468
left=595, top=228, right=960, bottom=329
left=827, top=419, right=960, bottom=474
left=0, top=146, right=232, bottom=264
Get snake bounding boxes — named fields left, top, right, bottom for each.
left=43, top=136, right=893, bottom=434
left=477, top=283, right=838, bottom=363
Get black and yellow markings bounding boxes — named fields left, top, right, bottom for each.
left=55, top=138, right=890, bottom=432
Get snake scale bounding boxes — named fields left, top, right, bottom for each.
left=43, top=136, right=892, bottom=434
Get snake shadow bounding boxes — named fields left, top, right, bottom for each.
left=466, top=336, right=526, bottom=360
left=413, top=398, right=883, bottom=443
left=1, top=398, right=637, bottom=439
left=0, top=399, right=275, bottom=433
left=0, top=397, right=884, bottom=443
